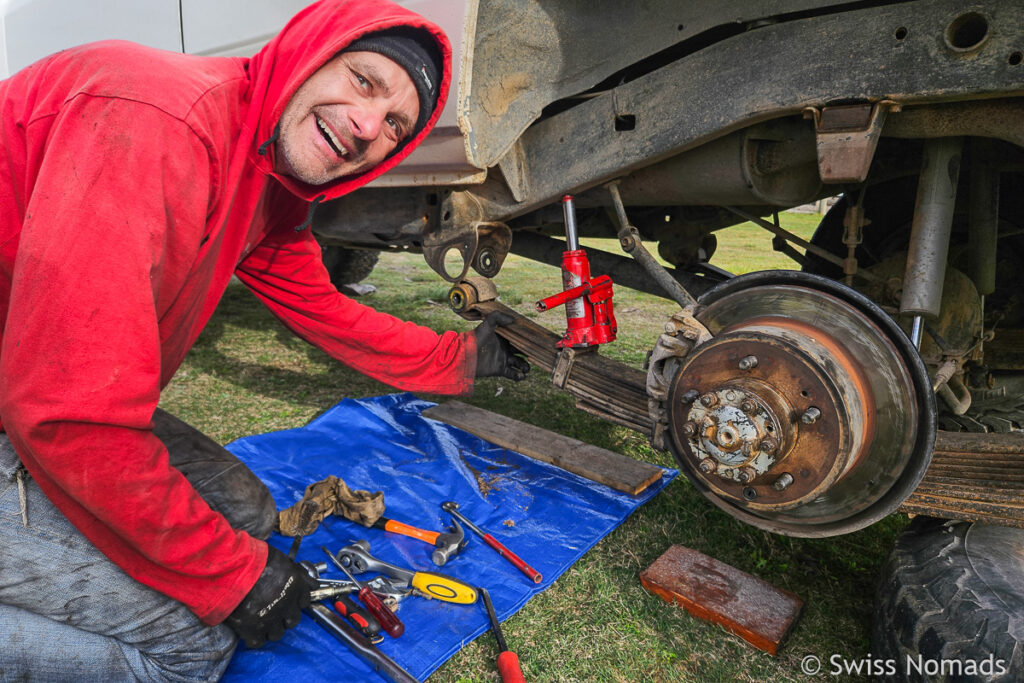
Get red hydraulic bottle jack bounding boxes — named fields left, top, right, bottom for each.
left=535, top=195, right=617, bottom=348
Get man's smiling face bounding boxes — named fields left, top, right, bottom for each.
left=274, top=51, right=419, bottom=186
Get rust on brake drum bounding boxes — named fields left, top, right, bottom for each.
left=669, top=332, right=854, bottom=511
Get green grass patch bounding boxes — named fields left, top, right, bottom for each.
left=161, top=212, right=904, bottom=682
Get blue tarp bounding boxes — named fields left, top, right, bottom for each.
left=222, top=393, right=676, bottom=681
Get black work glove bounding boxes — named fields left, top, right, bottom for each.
left=224, top=545, right=317, bottom=648
left=473, top=311, right=530, bottom=381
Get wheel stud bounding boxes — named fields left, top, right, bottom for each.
left=698, top=458, right=718, bottom=474
left=700, top=393, right=718, bottom=407
left=740, top=399, right=758, bottom=415
left=772, top=473, right=795, bottom=491
left=737, top=466, right=757, bottom=483
left=738, top=355, right=759, bottom=370
left=801, top=406, right=822, bottom=424
left=682, top=421, right=699, bottom=437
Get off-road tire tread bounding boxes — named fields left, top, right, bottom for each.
left=873, top=517, right=1024, bottom=681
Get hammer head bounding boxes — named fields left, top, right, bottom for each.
left=431, top=518, right=467, bottom=566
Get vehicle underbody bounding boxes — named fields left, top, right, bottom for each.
left=314, top=0, right=1024, bottom=538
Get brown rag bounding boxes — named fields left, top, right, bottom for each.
left=277, top=475, right=385, bottom=537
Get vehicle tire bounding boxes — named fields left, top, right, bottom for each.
left=872, top=516, right=1024, bottom=681
left=321, top=246, right=380, bottom=286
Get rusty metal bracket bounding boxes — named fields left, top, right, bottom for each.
left=803, top=100, right=900, bottom=184
left=472, top=223, right=512, bottom=278
left=841, top=197, right=871, bottom=287
left=423, top=193, right=477, bottom=282
left=423, top=193, right=512, bottom=282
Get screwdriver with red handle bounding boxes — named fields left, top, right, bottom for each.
left=323, top=546, right=405, bottom=638
left=480, top=587, right=526, bottom=683
left=332, top=594, right=381, bottom=640
left=299, top=559, right=380, bottom=640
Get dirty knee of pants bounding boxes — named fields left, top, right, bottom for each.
left=154, top=408, right=278, bottom=539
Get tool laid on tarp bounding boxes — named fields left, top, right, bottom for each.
left=300, top=560, right=381, bottom=641
left=301, top=560, right=355, bottom=602
left=335, top=540, right=478, bottom=604
left=305, top=603, right=416, bottom=683
left=535, top=194, right=617, bottom=348
left=323, top=546, right=405, bottom=638
left=443, top=501, right=542, bottom=584
left=221, top=394, right=677, bottom=683
left=370, top=516, right=467, bottom=566
left=480, top=588, right=527, bottom=683
left=279, top=475, right=466, bottom=566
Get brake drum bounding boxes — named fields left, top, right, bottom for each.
left=664, top=271, right=935, bottom=537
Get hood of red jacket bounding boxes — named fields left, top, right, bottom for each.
left=244, top=0, right=452, bottom=202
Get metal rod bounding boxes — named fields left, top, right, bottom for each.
left=480, top=588, right=508, bottom=652
left=562, top=195, right=580, bottom=251
left=606, top=182, right=698, bottom=308
left=910, top=315, right=924, bottom=348
left=509, top=231, right=720, bottom=299
left=724, top=205, right=883, bottom=283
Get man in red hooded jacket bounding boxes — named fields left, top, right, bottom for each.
left=0, top=0, right=527, bottom=678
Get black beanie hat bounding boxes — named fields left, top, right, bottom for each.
left=345, top=28, right=442, bottom=142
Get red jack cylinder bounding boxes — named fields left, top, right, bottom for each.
left=535, top=195, right=617, bottom=348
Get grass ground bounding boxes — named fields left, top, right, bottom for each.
left=161, top=212, right=904, bottom=681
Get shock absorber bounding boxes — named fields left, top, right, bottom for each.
left=535, top=195, right=617, bottom=348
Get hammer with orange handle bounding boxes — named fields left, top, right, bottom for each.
left=370, top=515, right=467, bottom=566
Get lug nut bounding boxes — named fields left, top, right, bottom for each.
left=680, top=389, right=700, bottom=404
left=698, top=458, right=718, bottom=474
left=682, top=421, right=698, bottom=437
left=759, top=436, right=779, bottom=454
left=737, top=466, right=757, bottom=484
left=772, top=473, right=795, bottom=491
left=738, top=355, right=759, bottom=370
left=700, top=393, right=718, bottom=408
left=740, top=399, right=758, bottom=415
left=801, top=407, right=822, bottom=424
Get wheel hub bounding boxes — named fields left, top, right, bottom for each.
left=656, top=272, right=936, bottom=536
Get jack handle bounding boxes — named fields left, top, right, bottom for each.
left=535, top=275, right=613, bottom=312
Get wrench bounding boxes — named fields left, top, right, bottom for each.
left=335, top=541, right=478, bottom=604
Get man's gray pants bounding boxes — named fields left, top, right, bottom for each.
left=0, top=409, right=278, bottom=682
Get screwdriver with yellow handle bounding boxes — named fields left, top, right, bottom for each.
left=335, top=540, right=478, bottom=604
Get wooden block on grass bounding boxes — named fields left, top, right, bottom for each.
left=422, top=401, right=663, bottom=495
left=640, top=545, right=802, bottom=655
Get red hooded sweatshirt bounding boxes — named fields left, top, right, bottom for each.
left=0, top=0, right=473, bottom=624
